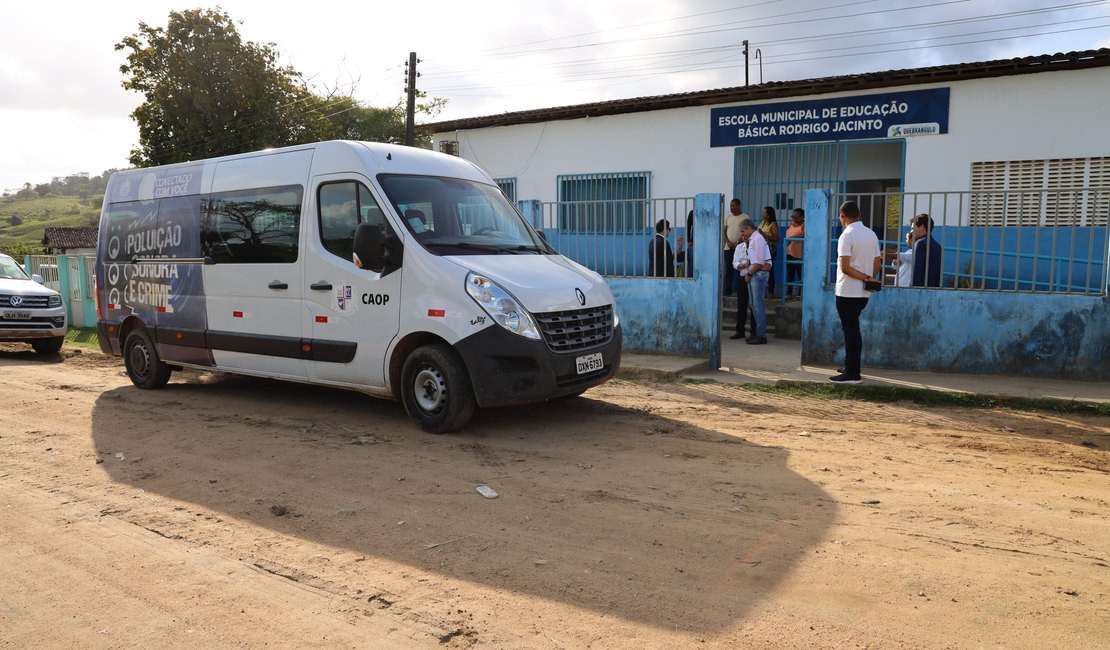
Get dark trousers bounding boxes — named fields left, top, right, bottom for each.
left=786, top=255, right=802, bottom=297
left=722, top=249, right=738, bottom=294
left=835, top=296, right=870, bottom=377
left=736, top=276, right=757, bottom=336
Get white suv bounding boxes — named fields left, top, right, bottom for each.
left=0, top=253, right=68, bottom=354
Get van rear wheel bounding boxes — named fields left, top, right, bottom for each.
left=400, top=344, right=475, bottom=434
left=124, top=329, right=172, bottom=389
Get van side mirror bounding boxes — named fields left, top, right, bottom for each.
left=353, top=222, right=403, bottom=276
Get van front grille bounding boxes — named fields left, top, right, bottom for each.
left=534, top=304, right=614, bottom=353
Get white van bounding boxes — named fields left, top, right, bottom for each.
left=95, top=141, right=621, bottom=432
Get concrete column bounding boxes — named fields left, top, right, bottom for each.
left=695, top=193, right=723, bottom=369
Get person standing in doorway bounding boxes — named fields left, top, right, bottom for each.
left=831, top=201, right=881, bottom=384
left=887, top=223, right=915, bottom=287
left=911, top=213, right=943, bottom=287
left=758, top=207, right=780, bottom=298
left=785, top=208, right=805, bottom=300
left=648, top=218, right=676, bottom=277
left=722, top=199, right=747, bottom=296
left=740, top=218, right=771, bottom=344
left=730, top=228, right=757, bottom=340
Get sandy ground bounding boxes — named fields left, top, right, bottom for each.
left=1, top=343, right=1107, bottom=649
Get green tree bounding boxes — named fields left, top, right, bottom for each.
left=116, top=8, right=329, bottom=167
left=314, top=88, right=445, bottom=148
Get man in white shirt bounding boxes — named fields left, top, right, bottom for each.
left=891, top=228, right=914, bottom=287
left=739, top=218, right=771, bottom=344
left=831, top=201, right=882, bottom=383
left=722, top=199, right=748, bottom=296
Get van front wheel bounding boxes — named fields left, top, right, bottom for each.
left=400, top=344, right=475, bottom=434
left=124, top=329, right=172, bottom=389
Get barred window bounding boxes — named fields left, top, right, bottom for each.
left=494, top=177, right=517, bottom=203
left=557, top=171, right=651, bottom=232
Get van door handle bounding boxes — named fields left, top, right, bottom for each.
left=268, top=281, right=289, bottom=290
left=310, top=282, right=333, bottom=291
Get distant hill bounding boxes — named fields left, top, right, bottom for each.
left=0, top=170, right=118, bottom=250
left=0, top=195, right=102, bottom=249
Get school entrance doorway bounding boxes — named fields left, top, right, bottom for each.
left=723, top=141, right=904, bottom=360
left=733, top=140, right=904, bottom=298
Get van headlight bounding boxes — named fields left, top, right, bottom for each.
left=48, top=294, right=62, bottom=308
left=465, top=273, right=540, bottom=340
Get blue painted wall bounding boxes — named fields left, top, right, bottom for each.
left=802, top=189, right=1110, bottom=380
left=522, top=195, right=723, bottom=365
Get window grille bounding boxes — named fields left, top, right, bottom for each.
left=557, top=171, right=651, bottom=232
left=493, top=177, right=517, bottom=203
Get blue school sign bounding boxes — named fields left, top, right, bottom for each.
left=710, top=87, right=950, bottom=147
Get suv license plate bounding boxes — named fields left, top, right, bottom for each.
left=576, top=352, right=604, bottom=375
left=2, top=310, right=32, bottom=320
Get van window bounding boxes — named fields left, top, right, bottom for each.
left=205, top=185, right=302, bottom=264
left=317, top=182, right=386, bottom=260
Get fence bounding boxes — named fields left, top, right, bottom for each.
left=538, top=197, right=696, bottom=278
left=829, top=189, right=1109, bottom=296
left=23, top=254, right=98, bottom=328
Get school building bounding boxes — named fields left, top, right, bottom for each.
left=429, top=49, right=1109, bottom=380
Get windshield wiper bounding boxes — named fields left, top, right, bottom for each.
left=426, top=242, right=540, bottom=254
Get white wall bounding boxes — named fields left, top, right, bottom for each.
left=435, top=65, right=1110, bottom=202
left=904, top=68, right=1110, bottom=192
left=443, top=106, right=735, bottom=203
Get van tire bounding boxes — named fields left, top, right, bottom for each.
left=124, top=329, right=172, bottom=389
left=31, top=336, right=64, bottom=354
left=400, top=344, right=475, bottom=434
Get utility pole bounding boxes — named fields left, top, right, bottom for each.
left=405, top=51, right=418, bottom=146
left=743, top=40, right=749, bottom=86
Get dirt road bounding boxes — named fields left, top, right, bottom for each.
left=1, top=344, right=1107, bottom=648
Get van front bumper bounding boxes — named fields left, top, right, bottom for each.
left=454, top=323, right=622, bottom=408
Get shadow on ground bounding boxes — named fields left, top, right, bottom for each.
left=91, top=371, right=835, bottom=633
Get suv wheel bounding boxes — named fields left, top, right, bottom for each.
left=31, top=336, right=64, bottom=355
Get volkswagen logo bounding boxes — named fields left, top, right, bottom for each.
left=575, top=288, right=586, bottom=306
left=9, top=296, right=22, bottom=307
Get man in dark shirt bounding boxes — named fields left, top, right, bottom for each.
left=648, top=218, right=676, bottom=277
left=911, top=214, right=943, bottom=287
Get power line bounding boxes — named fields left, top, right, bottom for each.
left=425, top=20, right=1110, bottom=94
left=422, top=4, right=1110, bottom=94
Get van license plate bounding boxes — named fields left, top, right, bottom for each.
left=2, top=310, right=31, bottom=320
left=576, top=352, right=604, bottom=375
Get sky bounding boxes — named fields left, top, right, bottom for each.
left=2, top=0, right=1108, bottom=192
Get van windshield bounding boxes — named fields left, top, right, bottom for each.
left=378, top=174, right=553, bottom=255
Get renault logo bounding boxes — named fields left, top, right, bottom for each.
left=575, top=288, right=586, bottom=306
left=9, top=296, right=22, bottom=307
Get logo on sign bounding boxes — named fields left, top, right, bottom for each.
left=888, top=123, right=941, bottom=137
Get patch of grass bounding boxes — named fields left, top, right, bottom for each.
left=740, top=380, right=1109, bottom=417
left=64, top=327, right=102, bottom=351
